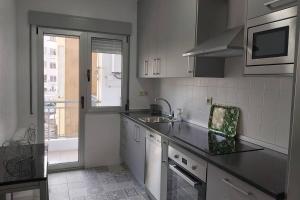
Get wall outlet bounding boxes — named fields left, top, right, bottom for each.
left=206, top=97, right=213, bottom=105
left=138, top=91, right=148, bottom=96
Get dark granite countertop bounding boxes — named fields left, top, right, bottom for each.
left=120, top=111, right=287, bottom=199
left=0, top=144, right=48, bottom=186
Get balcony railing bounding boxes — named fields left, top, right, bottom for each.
left=44, top=100, right=79, bottom=140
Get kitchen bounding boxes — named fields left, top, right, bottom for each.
left=0, top=0, right=300, bottom=199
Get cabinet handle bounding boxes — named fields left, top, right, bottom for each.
left=153, top=59, right=157, bottom=75
left=187, top=56, right=193, bottom=74
left=144, top=60, right=148, bottom=76
left=135, top=126, right=140, bottom=142
left=156, top=58, right=160, bottom=75
left=264, top=0, right=295, bottom=8
left=222, top=178, right=251, bottom=196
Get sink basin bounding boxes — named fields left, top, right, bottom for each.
left=139, top=116, right=176, bottom=123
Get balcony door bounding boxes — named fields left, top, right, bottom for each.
left=37, top=28, right=86, bottom=170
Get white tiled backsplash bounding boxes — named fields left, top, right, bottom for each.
left=154, top=57, right=293, bottom=153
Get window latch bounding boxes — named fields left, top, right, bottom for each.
left=81, top=96, right=85, bottom=109
left=87, top=69, right=91, bottom=82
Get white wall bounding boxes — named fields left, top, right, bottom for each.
left=84, top=114, right=120, bottom=167
left=0, top=0, right=18, bottom=144
left=155, top=58, right=293, bottom=153
left=154, top=0, right=293, bottom=153
left=16, top=0, right=153, bottom=167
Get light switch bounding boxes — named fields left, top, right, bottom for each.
left=206, top=97, right=213, bottom=105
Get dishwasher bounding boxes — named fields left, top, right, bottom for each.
left=145, top=131, right=166, bottom=200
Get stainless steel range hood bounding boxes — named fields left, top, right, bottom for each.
left=183, top=26, right=244, bottom=58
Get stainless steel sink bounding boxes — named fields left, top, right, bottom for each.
left=138, top=116, right=176, bottom=123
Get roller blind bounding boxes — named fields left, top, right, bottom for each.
left=29, top=11, right=132, bottom=35
left=92, top=38, right=122, bottom=54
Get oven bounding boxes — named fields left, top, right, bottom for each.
left=245, top=6, right=297, bottom=75
left=167, top=145, right=207, bottom=200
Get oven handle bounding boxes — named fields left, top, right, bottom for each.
left=169, top=164, right=200, bottom=187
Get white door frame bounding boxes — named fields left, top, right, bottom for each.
left=33, top=27, right=87, bottom=171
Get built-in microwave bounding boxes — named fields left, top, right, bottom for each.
left=245, top=6, right=297, bottom=75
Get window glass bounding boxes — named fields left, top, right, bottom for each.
left=90, top=38, right=122, bottom=108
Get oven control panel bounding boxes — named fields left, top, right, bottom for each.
left=168, top=145, right=207, bottom=182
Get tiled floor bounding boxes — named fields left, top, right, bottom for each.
left=48, top=150, right=78, bottom=164
left=48, top=165, right=149, bottom=200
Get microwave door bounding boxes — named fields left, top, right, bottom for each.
left=247, top=17, right=296, bottom=66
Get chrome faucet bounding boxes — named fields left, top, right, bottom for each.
left=155, top=97, right=174, bottom=119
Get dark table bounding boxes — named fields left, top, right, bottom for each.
left=0, top=144, right=48, bottom=200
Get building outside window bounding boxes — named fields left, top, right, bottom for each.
left=49, top=36, right=56, bottom=42
left=44, top=75, right=47, bottom=82
left=50, top=48, right=56, bottom=56
left=50, top=76, right=57, bottom=82
left=50, top=62, right=56, bottom=69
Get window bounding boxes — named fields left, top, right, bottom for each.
left=50, top=48, right=56, bottom=56
left=89, top=35, right=128, bottom=112
left=50, top=62, right=56, bottom=69
left=44, top=75, right=47, bottom=82
left=50, top=76, right=56, bottom=82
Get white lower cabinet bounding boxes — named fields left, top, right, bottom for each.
left=120, top=117, right=146, bottom=186
left=206, top=164, right=275, bottom=200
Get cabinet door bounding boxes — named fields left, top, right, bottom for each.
left=138, top=0, right=150, bottom=78
left=247, top=0, right=297, bottom=19
left=133, top=125, right=146, bottom=185
left=126, top=120, right=136, bottom=172
left=141, top=0, right=156, bottom=78
left=138, top=0, right=166, bottom=78
left=120, top=118, right=128, bottom=163
left=165, top=0, right=197, bottom=77
left=154, top=0, right=167, bottom=78
left=206, top=164, right=275, bottom=200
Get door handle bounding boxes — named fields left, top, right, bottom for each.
left=87, top=69, right=91, bottom=82
left=80, top=96, right=85, bottom=109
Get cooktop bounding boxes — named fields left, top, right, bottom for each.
left=169, top=123, right=263, bottom=156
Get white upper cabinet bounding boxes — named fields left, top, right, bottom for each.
left=247, top=0, right=297, bottom=19
left=137, top=0, right=196, bottom=78
left=164, top=0, right=196, bottom=77
left=138, top=0, right=229, bottom=78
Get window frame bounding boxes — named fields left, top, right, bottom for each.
left=87, top=32, right=129, bottom=113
